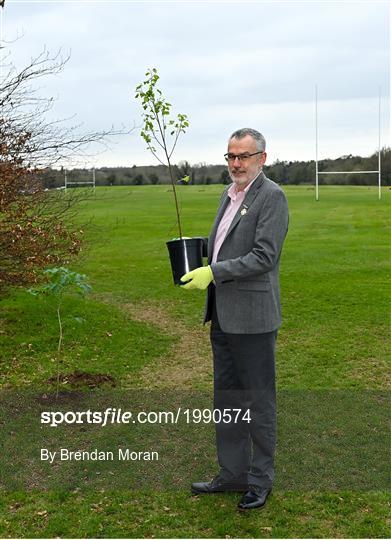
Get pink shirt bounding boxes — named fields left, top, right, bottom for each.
left=212, top=179, right=256, bottom=263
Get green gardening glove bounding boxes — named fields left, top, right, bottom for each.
left=180, top=265, right=213, bottom=290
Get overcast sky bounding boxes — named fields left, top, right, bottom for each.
left=1, top=0, right=390, bottom=168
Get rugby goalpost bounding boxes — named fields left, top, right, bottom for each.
left=64, top=167, right=96, bottom=190
left=315, top=85, right=382, bottom=201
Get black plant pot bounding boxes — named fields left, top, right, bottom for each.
left=166, top=237, right=206, bottom=285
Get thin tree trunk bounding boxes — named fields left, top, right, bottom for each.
left=55, top=301, right=63, bottom=399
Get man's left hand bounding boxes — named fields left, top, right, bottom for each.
left=180, top=265, right=213, bottom=290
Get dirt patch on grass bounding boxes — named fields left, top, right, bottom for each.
left=121, top=301, right=212, bottom=389
left=48, top=370, right=116, bottom=389
left=347, top=356, right=390, bottom=389
left=96, top=294, right=212, bottom=389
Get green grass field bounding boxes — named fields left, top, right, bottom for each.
left=0, top=185, right=389, bottom=538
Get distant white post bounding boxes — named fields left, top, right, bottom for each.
left=64, top=167, right=96, bottom=189
left=315, top=87, right=381, bottom=200
left=378, top=88, right=382, bottom=200
left=315, top=84, right=319, bottom=201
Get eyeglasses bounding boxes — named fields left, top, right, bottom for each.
left=224, top=151, right=263, bottom=163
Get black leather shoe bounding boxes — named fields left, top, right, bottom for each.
left=191, top=476, right=248, bottom=494
left=237, top=487, right=272, bottom=510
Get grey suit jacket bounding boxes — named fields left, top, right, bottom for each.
left=204, top=171, right=289, bottom=334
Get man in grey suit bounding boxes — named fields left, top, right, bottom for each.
left=181, top=128, right=289, bottom=510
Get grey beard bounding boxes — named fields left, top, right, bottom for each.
left=228, top=166, right=263, bottom=185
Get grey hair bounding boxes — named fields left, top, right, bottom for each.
left=229, top=128, right=266, bottom=152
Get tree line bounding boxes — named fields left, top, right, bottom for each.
left=41, top=149, right=391, bottom=188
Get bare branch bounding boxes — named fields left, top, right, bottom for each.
left=0, top=43, right=135, bottom=290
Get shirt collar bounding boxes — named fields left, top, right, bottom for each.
left=228, top=176, right=257, bottom=201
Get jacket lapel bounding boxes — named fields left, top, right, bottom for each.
left=208, top=171, right=266, bottom=262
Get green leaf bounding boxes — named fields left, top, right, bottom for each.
left=27, top=288, right=39, bottom=296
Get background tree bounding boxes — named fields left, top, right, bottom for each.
left=133, top=173, right=144, bottom=186
left=148, top=172, right=159, bottom=185
left=177, top=160, right=192, bottom=182
left=220, top=169, right=230, bottom=185
left=0, top=46, right=125, bottom=290
left=124, top=171, right=133, bottom=184
left=107, top=173, right=117, bottom=186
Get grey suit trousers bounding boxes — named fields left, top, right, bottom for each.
left=211, top=297, right=277, bottom=490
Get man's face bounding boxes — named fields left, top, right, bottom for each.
left=227, top=135, right=267, bottom=190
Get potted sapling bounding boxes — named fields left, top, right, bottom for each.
left=134, top=68, right=206, bottom=284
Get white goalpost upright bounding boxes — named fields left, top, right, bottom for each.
left=64, top=167, right=96, bottom=190
left=315, top=85, right=382, bottom=201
